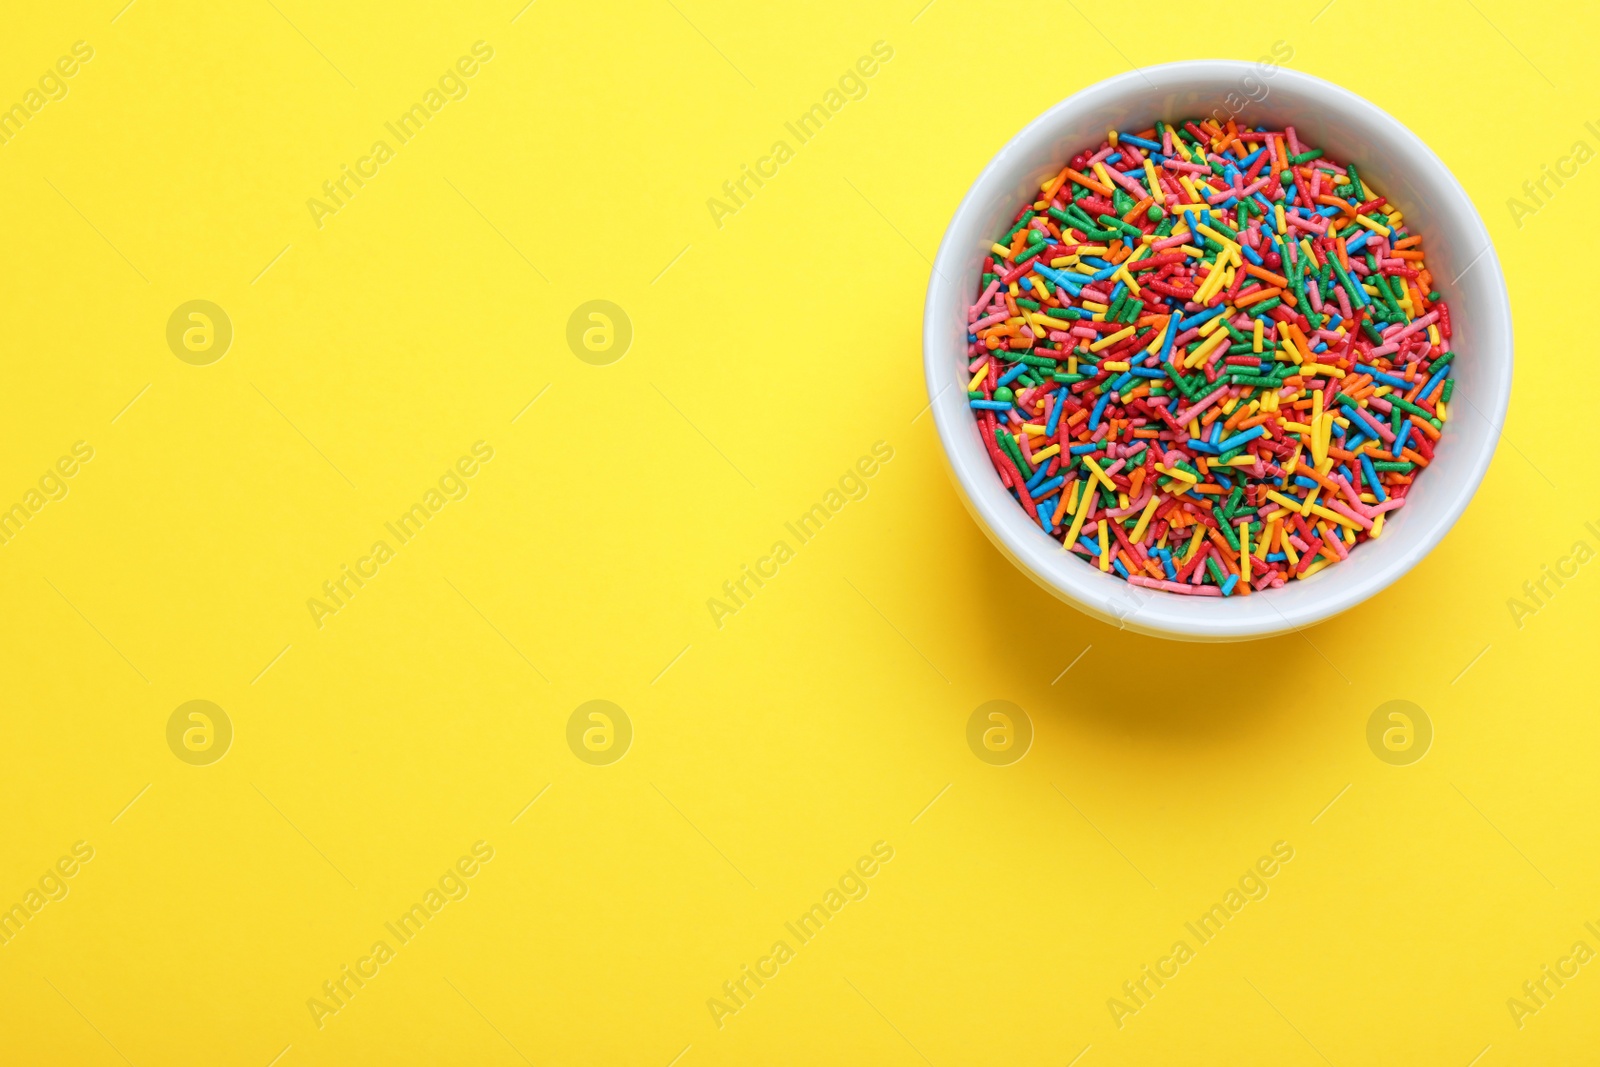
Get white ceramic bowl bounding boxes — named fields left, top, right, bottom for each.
left=923, top=60, right=1512, bottom=641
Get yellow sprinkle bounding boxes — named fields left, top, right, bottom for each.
left=1266, top=489, right=1305, bottom=512
left=1022, top=423, right=1047, bottom=435
left=1130, top=493, right=1162, bottom=541
left=1063, top=476, right=1094, bottom=550
left=1301, top=362, right=1346, bottom=377
left=1185, top=327, right=1229, bottom=368
left=1098, top=521, right=1111, bottom=571
left=1182, top=526, right=1205, bottom=563
left=1100, top=360, right=1131, bottom=372
left=1143, top=159, right=1163, bottom=202
left=1256, top=518, right=1276, bottom=560
left=1083, top=455, right=1117, bottom=492
left=1032, top=444, right=1061, bottom=462
left=1253, top=318, right=1263, bottom=353
left=1198, top=223, right=1239, bottom=250
left=1299, top=557, right=1333, bottom=578
left=1371, top=512, right=1385, bottom=538
left=991, top=243, right=1013, bottom=257
left=1355, top=213, right=1391, bottom=235
left=1090, top=325, right=1137, bottom=352
left=1310, top=504, right=1359, bottom=529
left=1240, top=522, right=1251, bottom=582
left=968, top=364, right=988, bottom=390
left=1144, top=318, right=1170, bottom=354
left=1156, top=463, right=1197, bottom=485
left=1303, top=478, right=1323, bottom=516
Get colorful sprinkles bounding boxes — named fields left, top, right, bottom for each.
left=967, top=118, right=1455, bottom=597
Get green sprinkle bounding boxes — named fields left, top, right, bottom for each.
left=1001, top=212, right=1036, bottom=242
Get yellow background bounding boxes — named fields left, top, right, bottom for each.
left=1, top=0, right=1596, bottom=1063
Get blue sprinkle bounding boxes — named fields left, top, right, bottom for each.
left=1046, top=389, right=1067, bottom=436
left=1030, top=473, right=1068, bottom=495
left=1216, top=425, right=1267, bottom=452
left=1359, top=452, right=1387, bottom=503
left=1179, top=304, right=1228, bottom=331
left=1089, top=391, right=1111, bottom=430
left=1356, top=365, right=1410, bottom=388
left=1393, top=422, right=1412, bottom=457
left=1117, top=133, right=1161, bottom=151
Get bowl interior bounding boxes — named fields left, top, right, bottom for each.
left=925, top=62, right=1511, bottom=640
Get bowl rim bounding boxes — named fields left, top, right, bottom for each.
left=922, top=59, right=1513, bottom=641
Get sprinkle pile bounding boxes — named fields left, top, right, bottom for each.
left=967, top=118, right=1455, bottom=597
